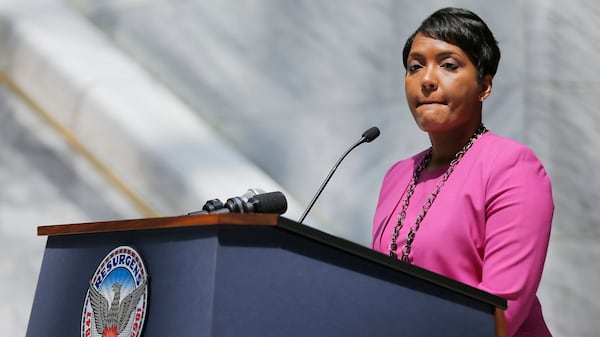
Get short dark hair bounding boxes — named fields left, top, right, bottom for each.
left=402, top=7, right=501, bottom=80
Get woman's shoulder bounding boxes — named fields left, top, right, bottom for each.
left=477, top=132, right=542, bottom=164
left=475, top=132, right=551, bottom=184
left=480, top=131, right=532, bottom=151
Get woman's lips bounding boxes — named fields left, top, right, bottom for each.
left=417, top=101, right=446, bottom=107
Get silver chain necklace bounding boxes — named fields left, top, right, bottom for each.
left=388, top=124, right=488, bottom=262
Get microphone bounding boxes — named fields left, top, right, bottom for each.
left=200, top=199, right=224, bottom=212
left=298, top=126, right=380, bottom=224
left=186, top=188, right=265, bottom=215
left=212, top=191, right=288, bottom=215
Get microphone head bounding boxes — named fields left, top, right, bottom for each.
left=249, top=191, right=288, bottom=214
left=224, top=196, right=248, bottom=213
left=224, top=188, right=267, bottom=213
left=202, top=198, right=224, bottom=212
left=241, top=188, right=266, bottom=201
left=362, top=127, right=380, bottom=143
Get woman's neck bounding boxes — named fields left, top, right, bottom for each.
left=426, top=124, right=482, bottom=171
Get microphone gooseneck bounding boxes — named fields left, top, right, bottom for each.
left=298, top=126, right=380, bottom=224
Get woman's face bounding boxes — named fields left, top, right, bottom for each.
left=405, top=32, right=490, bottom=134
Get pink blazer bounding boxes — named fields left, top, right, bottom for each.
left=372, top=132, right=553, bottom=337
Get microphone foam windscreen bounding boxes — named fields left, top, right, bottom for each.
left=253, top=191, right=288, bottom=214
left=362, top=127, right=380, bottom=142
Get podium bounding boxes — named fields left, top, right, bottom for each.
left=27, top=213, right=507, bottom=337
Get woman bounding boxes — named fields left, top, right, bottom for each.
left=372, top=7, right=553, bottom=337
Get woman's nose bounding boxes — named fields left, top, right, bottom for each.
left=421, top=67, right=438, bottom=92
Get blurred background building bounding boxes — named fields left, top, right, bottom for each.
left=1, top=0, right=598, bottom=336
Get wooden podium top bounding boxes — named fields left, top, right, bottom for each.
left=37, top=213, right=279, bottom=236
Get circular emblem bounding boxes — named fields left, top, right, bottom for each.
left=81, top=246, right=149, bottom=337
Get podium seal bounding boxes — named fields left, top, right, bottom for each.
left=81, top=246, right=149, bottom=337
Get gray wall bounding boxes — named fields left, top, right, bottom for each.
left=1, top=1, right=598, bottom=336
left=67, top=0, right=535, bottom=241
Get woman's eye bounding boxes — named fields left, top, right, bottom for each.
left=442, top=62, right=459, bottom=70
left=408, top=64, right=422, bottom=72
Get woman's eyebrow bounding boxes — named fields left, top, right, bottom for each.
left=408, top=50, right=459, bottom=60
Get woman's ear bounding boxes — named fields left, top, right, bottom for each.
left=479, top=74, right=493, bottom=101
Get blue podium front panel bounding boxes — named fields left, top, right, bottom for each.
left=212, top=225, right=495, bottom=337
left=27, top=226, right=220, bottom=336
left=27, top=222, right=498, bottom=337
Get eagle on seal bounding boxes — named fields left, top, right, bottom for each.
left=87, top=277, right=148, bottom=337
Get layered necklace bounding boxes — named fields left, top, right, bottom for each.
left=388, top=123, right=488, bottom=262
